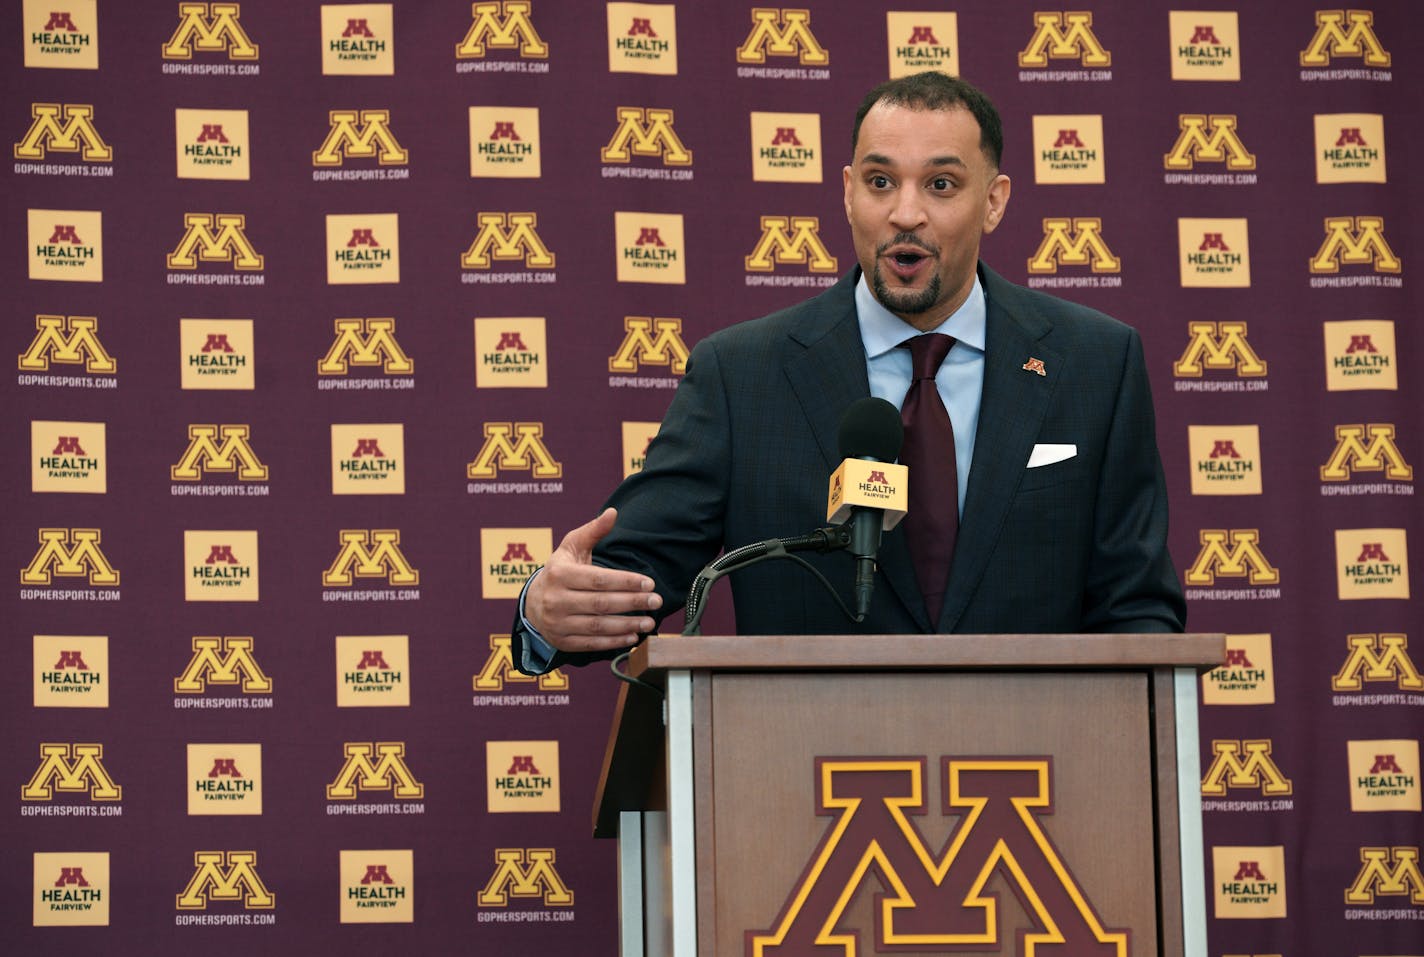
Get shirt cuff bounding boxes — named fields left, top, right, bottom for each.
left=516, top=568, right=556, bottom=674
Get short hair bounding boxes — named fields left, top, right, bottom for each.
left=850, top=72, right=1003, bottom=170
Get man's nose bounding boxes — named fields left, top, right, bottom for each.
left=888, top=188, right=927, bottom=231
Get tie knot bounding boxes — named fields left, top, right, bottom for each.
left=901, top=333, right=954, bottom=380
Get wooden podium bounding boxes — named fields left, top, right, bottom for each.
left=593, top=633, right=1224, bottom=957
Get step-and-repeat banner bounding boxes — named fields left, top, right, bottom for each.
left=4, top=1, right=1418, bottom=953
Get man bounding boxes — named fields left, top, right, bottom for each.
left=514, top=73, right=1185, bottom=675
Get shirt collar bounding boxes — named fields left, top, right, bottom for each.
left=855, top=271, right=987, bottom=359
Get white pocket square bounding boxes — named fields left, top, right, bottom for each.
left=1027, top=443, right=1076, bottom=468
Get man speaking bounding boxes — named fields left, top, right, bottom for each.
left=512, top=72, right=1185, bottom=675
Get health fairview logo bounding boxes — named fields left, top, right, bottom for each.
left=19, top=315, right=116, bottom=380
left=461, top=212, right=556, bottom=277
left=162, top=2, right=259, bottom=61
left=326, top=213, right=399, bottom=284
left=887, top=11, right=958, bottom=77
left=1323, top=320, right=1395, bottom=391
left=1348, top=739, right=1420, bottom=811
left=469, top=107, right=541, bottom=178
left=331, top=424, right=405, bottom=495
left=23, top=743, right=121, bottom=801
left=181, top=318, right=254, bottom=389
left=615, top=212, right=685, bottom=283
left=1345, top=847, right=1424, bottom=907
left=175, top=636, right=273, bottom=695
left=467, top=423, right=562, bottom=480
left=318, top=318, right=414, bottom=380
left=1164, top=115, right=1256, bottom=173
left=167, top=212, right=263, bottom=271
left=1188, top=425, right=1261, bottom=495
left=735, top=8, right=829, bottom=66
left=321, top=4, right=394, bottom=75
left=340, top=850, right=413, bottom=923
left=1213, top=846, right=1286, bottom=918
left=609, top=315, right=689, bottom=380
left=622, top=421, right=659, bottom=477
left=32, top=420, right=106, bottom=493
left=474, top=318, right=546, bottom=388
left=456, top=1, right=549, bottom=64
left=1017, top=11, right=1111, bottom=72
left=1315, top=113, right=1386, bottom=183
left=1169, top=11, right=1240, bottom=80
left=172, top=424, right=268, bottom=484
left=1031, top=115, right=1104, bottom=184
left=14, top=104, right=111, bottom=163
left=477, top=848, right=574, bottom=907
left=313, top=110, right=407, bottom=168
left=1201, top=740, right=1292, bottom=796
left=1027, top=218, right=1121, bottom=274
left=34, top=635, right=109, bottom=708
left=187, top=743, right=262, bottom=815
left=1309, top=216, right=1401, bottom=275
left=322, top=530, right=419, bottom=588
left=1332, top=633, right=1422, bottom=693
left=1173, top=321, right=1268, bottom=385
left=745, top=216, right=838, bottom=277
left=21, top=528, right=120, bottom=587
left=1184, top=530, right=1280, bottom=586
left=33, top=852, right=109, bottom=926
left=481, top=528, right=550, bottom=598
left=23, top=0, right=99, bottom=69
left=1335, top=528, right=1409, bottom=600
left=28, top=209, right=102, bottom=282
left=750, top=112, right=821, bottom=183
left=1202, top=634, right=1274, bottom=705
left=607, top=2, right=677, bottom=74
left=600, top=106, right=692, bottom=167
left=473, top=634, right=569, bottom=694
left=176, top=851, right=274, bottom=910
left=487, top=741, right=560, bottom=812
left=327, top=742, right=424, bottom=800
left=336, top=635, right=410, bottom=707
left=175, top=108, right=249, bottom=179
left=1300, top=10, right=1390, bottom=68
left=748, top=758, right=1127, bottom=954
left=1179, top=218, right=1250, bottom=287
left=1320, top=424, right=1412, bottom=488
left=184, top=531, right=259, bottom=601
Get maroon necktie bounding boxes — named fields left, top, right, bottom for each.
left=899, top=333, right=957, bottom=625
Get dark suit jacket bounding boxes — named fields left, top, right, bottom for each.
left=513, top=263, right=1185, bottom=672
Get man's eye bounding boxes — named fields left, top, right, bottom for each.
left=869, top=174, right=890, bottom=189
left=930, top=177, right=952, bottom=191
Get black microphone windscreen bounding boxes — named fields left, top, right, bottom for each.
left=838, top=397, right=904, bottom=462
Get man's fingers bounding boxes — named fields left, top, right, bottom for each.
left=558, top=507, right=621, bottom=561
left=544, top=561, right=657, bottom=599
left=554, top=616, right=655, bottom=650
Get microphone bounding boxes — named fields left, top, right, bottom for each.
left=827, top=397, right=908, bottom=618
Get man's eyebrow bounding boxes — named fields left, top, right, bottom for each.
left=857, top=152, right=968, bottom=169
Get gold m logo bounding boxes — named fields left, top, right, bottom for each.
left=22, top=743, right=121, bottom=800
left=736, top=8, right=829, bottom=65
left=749, top=759, right=1127, bottom=955
left=171, top=424, right=269, bottom=481
left=600, top=107, right=692, bottom=166
left=609, top=316, right=689, bottom=374
left=1200, top=740, right=1292, bottom=796
left=461, top=212, right=556, bottom=269
left=313, top=110, right=408, bottom=166
left=167, top=213, right=264, bottom=270
left=175, top=636, right=272, bottom=693
left=1027, top=218, right=1120, bottom=274
left=1332, top=633, right=1422, bottom=691
left=456, top=1, right=548, bottom=58
left=1301, top=10, right=1390, bottom=67
left=1163, top=114, right=1256, bottom=171
left=745, top=216, right=838, bottom=274
left=176, top=851, right=275, bottom=909
left=1309, top=216, right=1401, bottom=274
left=473, top=634, right=569, bottom=691
left=162, top=2, right=259, bottom=60
left=478, top=849, right=574, bottom=906
left=1320, top=424, right=1413, bottom=481
left=467, top=423, right=562, bottom=479
left=1344, top=847, right=1424, bottom=905
left=322, top=530, right=419, bottom=586
left=1018, top=11, right=1111, bottom=67
left=319, top=318, right=414, bottom=375
left=19, top=315, right=116, bottom=373
left=14, top=104, right=111, bottom=161
left=326, top=742, right=424, bottom=799
left=1184, top=529, right=1279, bottom=586
left=1173, top=321, right=1267, bottom=377
left=21, top=528, right=119, bottom=586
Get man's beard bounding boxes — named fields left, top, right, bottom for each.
left=871, top=264, right=942, bottom=316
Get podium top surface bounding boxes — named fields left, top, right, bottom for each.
left=628, top=632, right=1225, bottom=678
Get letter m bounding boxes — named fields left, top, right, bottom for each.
left=162, top=3, right=259, bottom=60
left=167, top=213, right=265, bottom=270
left=1320, top=424, right=1413, bottom=481
left=1027, top=218, right=1121, bottom=274
left=21, top=528, right=119, bottom=586
left=23, top=743, right=122, bottom=800
left=1018, top=11, right=1112, bottom=67
left=1333, top=634, right=1423, bottom=691
left=608, top=317, right=689, bottom=374
left=175, top=636, right=272, bottom=693
left=473, top=634, right=569, bottom=691
left=176, top=851, right=275, bottom=909
left=1163, top=115, right=1256, bottom=171
left=456, top=1, right=548, bottom=58
left=313, top=110, right=408, bottom=166
left=326, top=742, right=425, bottom=799
left=600, top=107, right=693, bottom=166
left=171, top=424, right=269, bottom=481
left=745, top=216, right=839, bottom=273
left=1173, top=321, right=1267, bottom=377
left=14, top=104, right=112, bottom=161
left=736, top=9, right=830, bottom=65
left=1310, top=216, right=1401, bottom=274
left=1184, top=529, right=1280, bottom=585
left=1344, top=847, right=1424, bottom=904
left=461, top=212, right=555, bottom=269
left=1300, top=10, right=1390, bottom=67
left=1200, top=740, right=1293, bottom=796
left=322, top=530, right=419, bottom=586
left=318, top=318, right=414, bottom=374
left=19, top=315, right=116, bottom=373
left=467, top=423, right=563, bottom=479
left=477, top=849, right=574, bottom=905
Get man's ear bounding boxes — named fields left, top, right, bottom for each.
left=983, top=173, right=1011, bottom=234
